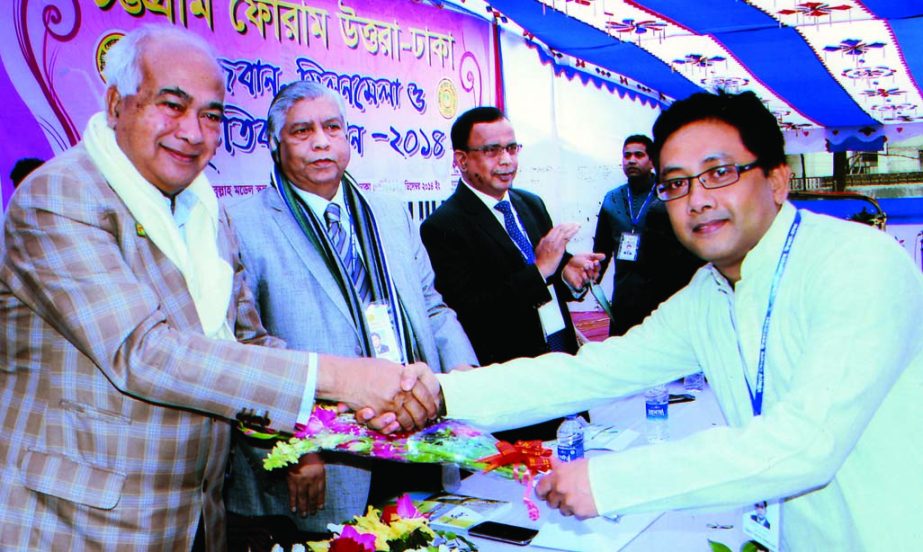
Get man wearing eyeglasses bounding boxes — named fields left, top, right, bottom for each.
left=225, top=81, right=477, bottom=541
left=592, top=134, right=702, bottom=336
left=423, top=92, right=922, bottom=549
left=420, top=106, right=603, bottom=441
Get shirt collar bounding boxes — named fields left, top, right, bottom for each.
left=704, top=201, right=796, bottom=290
left=161, top=187, right=198, bottom=227
left=460, top=178, right=509, bottom=210
left=739, top=201, right=797, bottom=284
left=291, top=182, right=346, bottom=220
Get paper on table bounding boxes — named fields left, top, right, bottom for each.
left=530, top=512, right=661, bottom=552
left=584, top=425, right=639, bottom=452
left=542, top=424, right=637, bottom=455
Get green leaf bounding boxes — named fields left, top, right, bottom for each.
left=741, top=540, right=768, bottom=552
left=708, top=540, right=734, bottom=552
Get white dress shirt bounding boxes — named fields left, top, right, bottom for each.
left=293, top=184, right=364, bottom=262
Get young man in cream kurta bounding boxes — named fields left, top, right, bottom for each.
left=432, top=91, right=923, bottom=549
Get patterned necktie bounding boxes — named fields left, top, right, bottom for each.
left=494, top=200, right=535, bottom=264
left=495, top=200, right=569, bottom=353
left=324, top=203, right=371, bottom=305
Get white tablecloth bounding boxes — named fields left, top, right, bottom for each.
left=458, top=382, right=749, bottom=551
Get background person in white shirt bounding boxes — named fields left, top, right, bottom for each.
left=413, top=90, right=923, bottom=549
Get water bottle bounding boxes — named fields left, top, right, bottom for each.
left=441, top=463, right=461, bottom=493
left=556, top=415, right=585, bottom=462
left=684, top=371, right=705, bottom=393
left=644, top=384, right=669, bottom=443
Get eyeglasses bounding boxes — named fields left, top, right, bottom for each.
left=656, top=161, right=760, bottom=201
left=466, top=143, right=523, bottom=158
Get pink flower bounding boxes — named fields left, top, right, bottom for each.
left=329, top=525, right=376, bottom=552
left=371, top=441, right=401, bottom=459
left=396, top=493, right=424, bottom=519
left=453, top=425, right=482, bottom=437
left=329, top=418, right=364, bottom=435
left=381, top=493, right=424, bottom=524
left=295, top=407, right=338, bottom=438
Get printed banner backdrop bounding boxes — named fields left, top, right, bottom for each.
left=0, top=0, right=496, bottom=218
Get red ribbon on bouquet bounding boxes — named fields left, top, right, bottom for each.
left=477, top=440, right=553, bottom=475
left=478, top=440, right=553, bottom=521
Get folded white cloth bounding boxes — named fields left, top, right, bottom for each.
left=83, top=112, right=234, bottom=341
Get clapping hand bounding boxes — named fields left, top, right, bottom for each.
left=563, top=252, right=605, bottom=290
left=535, top=223, right=581, bottom=279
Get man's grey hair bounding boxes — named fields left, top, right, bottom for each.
left=267, top=80, right=348, bottom=151
left=102, top=24, right=219, bottom=97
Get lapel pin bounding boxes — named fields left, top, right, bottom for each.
left=136, top=223, right=147, bottom=237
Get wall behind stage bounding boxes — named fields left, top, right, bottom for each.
left=0, top=0, right=495, bottom=217
left=499, top=29, right=664, bottom=310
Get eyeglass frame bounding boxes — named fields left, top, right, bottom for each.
left=463, top=142, right=523, bottom=158
left=655, top=160, right=761, bottom=202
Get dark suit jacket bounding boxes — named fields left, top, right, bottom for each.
left=420, top=183, right=578, bottom=367
left=593, top=184, right=703, bottom=336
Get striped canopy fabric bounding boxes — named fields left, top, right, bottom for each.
left=437, top=0, right=923, bottom=151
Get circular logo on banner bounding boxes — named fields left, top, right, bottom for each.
left=96, top=32, right=125, bottom=82
left=437, top=78, right=458, bottom=119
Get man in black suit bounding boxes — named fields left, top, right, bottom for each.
left=420, top=106, right=603, bottom=440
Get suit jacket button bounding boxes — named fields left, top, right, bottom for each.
left=355, top=345, right=363, bottom=355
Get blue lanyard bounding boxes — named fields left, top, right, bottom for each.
left=747, top=210, right=801, bottom=416
left=626, top=184, right=656, bottom=228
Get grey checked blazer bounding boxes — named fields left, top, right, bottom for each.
left=225, top=186, right=477, bottom=530
left=0, top=145, right=315, bottom=551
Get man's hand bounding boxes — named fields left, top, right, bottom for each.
left=534, top=223, right=580, bottom=279
left=287, top=453, right=325, bottom=517
left=535, top=458, right=599, bottom=518
left=563, top=252, right=605, bottom=290
left=318, top=356, right=421, bottom=421
left=394, top=362, right=440, bottom=430
left=335, top=362, right=441, bottom=434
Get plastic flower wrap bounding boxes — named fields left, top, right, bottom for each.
left=272, top=494, right=477, bottom=552
left=259, top=403, right=514, bottom=478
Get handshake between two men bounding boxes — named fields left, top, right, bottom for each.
left=316, top=356, right=443, bottom=434
left=315, top=356, right=601, bottom=520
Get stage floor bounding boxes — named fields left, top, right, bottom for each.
left=572, top=309, right=609, bottom=343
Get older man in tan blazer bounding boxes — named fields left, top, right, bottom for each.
left=0, top=25, right=435, bottom=550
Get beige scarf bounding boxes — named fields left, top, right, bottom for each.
left=83, top=112, right=235, bottom=341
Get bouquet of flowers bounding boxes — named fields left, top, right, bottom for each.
left=248, top=403, right=552, bottom=522
left=272, top=494, right=477, bottom=552
left=256, top=403, right=515, bottom=478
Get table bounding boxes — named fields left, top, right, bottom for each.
left=457, top=382, right=749, bottom=551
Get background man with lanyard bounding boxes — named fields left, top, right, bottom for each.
left=593, top=134, right=701, bottom=336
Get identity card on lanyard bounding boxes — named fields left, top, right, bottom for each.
left=616, top=185, right=655, bottom=261
left=741, top=210, right=801, bottom=552
left=365, top=301, right=402, bottom=364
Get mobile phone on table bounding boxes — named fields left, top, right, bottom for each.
left=669, top=393, right=696, bottom=404
left=468, top=521, right=539, bottom=545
